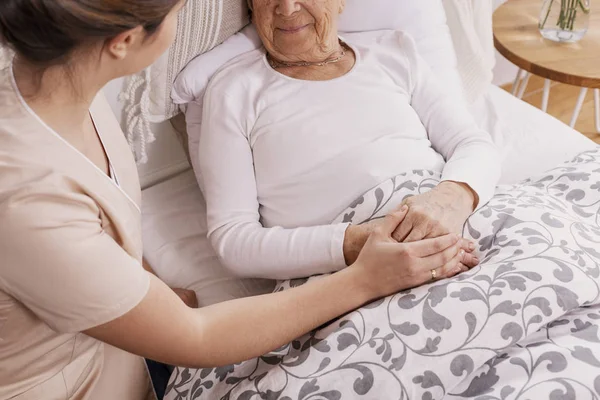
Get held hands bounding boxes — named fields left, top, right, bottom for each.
left=350, top=206, right=473, bottom=298
left=391, top=181, right=477, bottom=244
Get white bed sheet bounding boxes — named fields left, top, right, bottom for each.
left=141, top=170, right=275, bottom=306
left=476, top=85, right=596, bottom=184
left=142, top=86, right=598, bottom=305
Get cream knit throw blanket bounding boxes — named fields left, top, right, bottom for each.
left=443, top=0, right=496, bottom=104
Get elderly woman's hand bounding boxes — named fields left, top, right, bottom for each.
left=351, top=206, right=469, bottom=296
left=392, top=181, right=476, bottom=244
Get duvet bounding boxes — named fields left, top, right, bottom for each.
left=166, top=147, right=600, bottom=400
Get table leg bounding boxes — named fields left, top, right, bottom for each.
left=570, top=87, right=588, bottom=129
left=517, top=72, right=531, bottom=99
left=511, top=69, right=524, bottom=96
left=594, top=89, right=599, bottom=133
left=541, top=79, right=551, bottom=112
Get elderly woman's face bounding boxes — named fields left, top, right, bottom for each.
left=251, top=0, right=345, bottom=60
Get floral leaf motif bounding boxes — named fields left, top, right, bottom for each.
left=465, top=219, right=482, bottom=239
left=549, top=379, right=576, bottom=400
left=337, top=333, right=359, bottom=351
left=535, top=351, right=568, bottom=372
left=412, top=371, right=444, bottom=390
left=465, top=312, right=477, bottom=338
left=419, top=337, right=441, bottom=354
left=313, top=339, right=331, bottom=353
left=516, top=227, right=546, bottom=237
left=342, top=364, right=374, bottom=395
left=525, top=297, right=553, bottom=316
left=528, top=236, right=550, bottom=245
left=566, top=188, right=585, bottom=203
left=491, top=213, right=523, bottom=233
left=428, top=284, right=449, bottom=307
left=527, top=315, right=543, bottom=326
left=551, top=285, right=580, bottom=312
left=509, top=357, right=529, bottom=373
left=423, top=300, right=452, bottom=332
left=214, top=364, right=234, bottom=382
left=395, top=180, right=418, bottom=191
left=513, top=271, right=542, bottom=281
left=342, top=211, right=355, bottom=223
left=316, top=358, right=331, bottom=373
left=238, top=390, right=258, bottom=400
left=582, top=246, right=600, bottom=260
left=299, top=379, right=319, bottom=400
left=563, top=172, right=590, bottom=182
left=594, top=375, right=600, bottom=394
left=502, top=275, right=527, bottom=291
left=494, top=263, right=516, bottom=279
left=450, top=354, right=474, bottom=377
left=541, top=212, right=564, bottom=228
left=549, top=259, right=574, bottom=282
left=500, top=385, right=515, bottom=399
left=548, top=319, right=570, bottom=329
left=491, top=300, right=522, bottom=316
left=572, top=205, right=595, bottom=218
left=374, top=188, right=385, bottom=210
left=450, top=287, right=486, bottom=303
left=392, top=322, right=420, bottom=336
left=391, top=349, right=407, bottom=371
left=349, top=196, right=364, bottom=209
left=501, top=322, right=524, bottom=345
left=397, top=294, right=420, bottom=310
left=455, top=366, right=500, bottom=397
left=572, top=346, right=600, bottom=367
left=571, top=320, right=600, bottom=343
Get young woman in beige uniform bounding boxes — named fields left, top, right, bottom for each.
left=0, top=1, right=477, bottom=399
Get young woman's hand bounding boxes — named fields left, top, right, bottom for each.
left=349, top=206, right=469, bottom=299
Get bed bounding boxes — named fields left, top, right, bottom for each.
left=132, top=1, right=599, bottom=398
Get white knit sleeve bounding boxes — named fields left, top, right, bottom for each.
left=196, top=88, right=349, bottom=280
left=401, top=32, right=500, bottom=208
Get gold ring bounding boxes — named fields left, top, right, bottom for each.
left=431, top=269, right=437, bottom=281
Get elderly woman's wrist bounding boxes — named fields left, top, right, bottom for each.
left=439, top=181, right=478, bottom=211
left=343, top=224, right=370, bottom=265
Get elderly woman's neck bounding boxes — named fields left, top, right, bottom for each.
left=273, top=37, right=343, bottom=64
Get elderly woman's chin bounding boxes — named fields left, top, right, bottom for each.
left=271, top=29, right=316, bottom=55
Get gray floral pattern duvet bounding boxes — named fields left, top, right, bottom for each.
left=166, top=147, right=600, bottom=400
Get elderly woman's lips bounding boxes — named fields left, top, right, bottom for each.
left=277, top=24, right=309, bottom=34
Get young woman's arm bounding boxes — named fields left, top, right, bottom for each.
left=86, top=209, right=467, bottom=368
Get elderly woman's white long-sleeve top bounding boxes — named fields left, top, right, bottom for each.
left=195, top=31, right=500, bottom=280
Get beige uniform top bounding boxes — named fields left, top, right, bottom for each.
left=0, top=64, right=155, bottom=400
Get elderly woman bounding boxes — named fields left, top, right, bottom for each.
left=197, top=0, right=501, bottom=279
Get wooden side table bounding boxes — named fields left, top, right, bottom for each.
left=493, top=0, right=600, bottom=132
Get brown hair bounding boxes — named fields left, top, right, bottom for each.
left=0, top=0, right=181, bottom=67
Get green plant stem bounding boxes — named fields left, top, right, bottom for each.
left=540, top=0, right=555, bottom=29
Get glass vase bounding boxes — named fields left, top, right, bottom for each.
left=539, top=0, right=591, bottom=43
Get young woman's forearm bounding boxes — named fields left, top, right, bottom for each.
left=186, top=267, right=371, bottom=367
left=86, top=270, right=373, bottom=369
